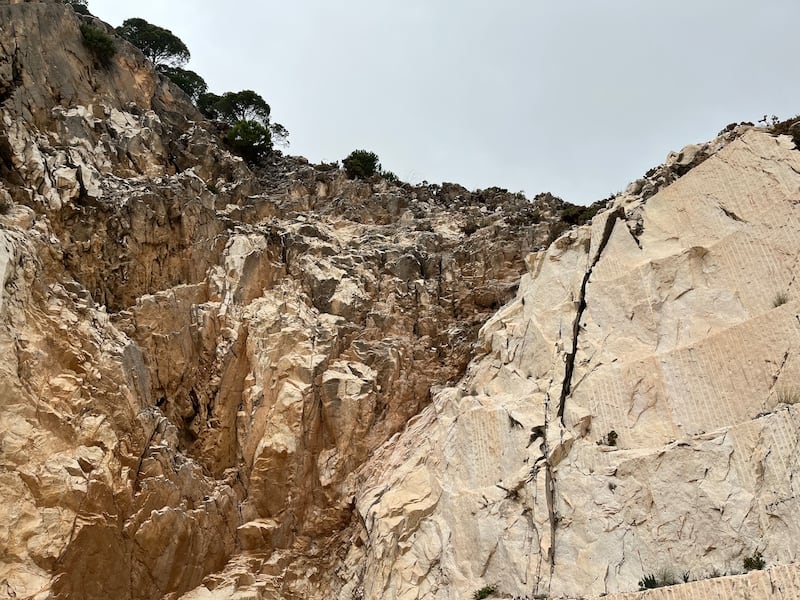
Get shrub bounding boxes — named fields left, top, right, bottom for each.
left=597, top=430, right=618, bottom=447
left=546, top=220, right=569, bottom=245
left=343, top=149, right=380, bottom=179
left=560, top=200, right=604, bottom=226
left=638, top=569, right=679, bottom=590
left=80, top=23, right=116, bottom=68
left=743, top=550, right=765, bottom=571
left=473, top=585, right=496, bottom=600
left=0, top=194, right=11, bottom=215
left=773, top=291, right=789, bottom=307
left=770, top=116, right=800, bottom=149
left=224, top=120, right=272, bottom=163
left=777, top=387, right=799, bottom=405
left=463, top=220, right=480, bottom=236
left=639, top=574, right=658, bottom=590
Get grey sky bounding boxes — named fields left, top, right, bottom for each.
left=89, top=0, right=800, bottom=205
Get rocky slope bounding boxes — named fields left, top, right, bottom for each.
left=0, top=2, right=562, bottom=599
left=1, top=2, right=800, bottom=600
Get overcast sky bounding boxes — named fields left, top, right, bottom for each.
left=89, top=0, right=800, bottom=205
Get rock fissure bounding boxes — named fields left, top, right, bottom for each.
left=558, top=207, right=623, bottom=422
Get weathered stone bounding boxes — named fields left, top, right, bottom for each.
left=346, top=129, right=800, bottom=600
left=2, top=3, right=799, bottom=600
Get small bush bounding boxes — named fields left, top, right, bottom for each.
left=560, top=199, right=605, bottom=226
left=80, top=23, right=116, bottom=68
left=773, top=291, right=789, bottom=307
left=597, top=430, right=618, bottom=447
left=776, top=387, right=799, bottom=405
left=743, top=550, right=765, bottom=571
left=770, top=116, right=800, bottom=149
left=546, top=221, right=569, bottom=245
left=639, top=569, right=679, bottom=590
left=639, top=574, right=658, bottom=590
left=463, top=220, right=480, bottom=236
left=0, top=195, right=11, bottom=215
left=473, top=585, right=496, bottom=600
left=343, top=149, right=380, bottom=179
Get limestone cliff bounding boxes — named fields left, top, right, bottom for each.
left=346, top=127, right=800, bottom=599
left=1, top=2, right=558, bottom=599
left=1, top=2, right=799, bottom=600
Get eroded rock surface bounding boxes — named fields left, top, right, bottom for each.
left=2, top=2, right=800, bottom=600
left=0, top=2, right=561, bottom=598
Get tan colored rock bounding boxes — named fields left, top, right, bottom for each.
left=0, top=7, right=553, bottom=592
left=6, top=4, right=798, bottom=600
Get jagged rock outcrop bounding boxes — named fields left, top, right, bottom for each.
left=0, top=2, right=562, bottom=599
left=344, top=128, right=800, bottom=599
left=2, top=2, right=799, bottom=600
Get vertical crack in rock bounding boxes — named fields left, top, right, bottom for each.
left=557, top=207, right=624, bottom=422
left=544, top=451, right=557, bottom=581
left=541, top=207, right=624, bottom=592
left=769, top=350, right=791, bottom=396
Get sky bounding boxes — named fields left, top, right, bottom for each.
left=89, top=0, right=800, bottom=205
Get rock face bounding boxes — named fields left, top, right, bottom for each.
left=0, top=2, right=559, bottom=599
left=347, top=128, right=800, bottom=599
left=1, top=2, right=800, bottom=600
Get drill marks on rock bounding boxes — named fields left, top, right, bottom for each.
left=588, top=366, right=628, bottom=448
left=711, top=233, right=786, bottom=314
left=574, top=297, right=799, bottom=459
left=722, top=409, right=800, bottom=511
left=648, top=311, right=797, bottom=436
left=453, top=408, right=512, bottom=489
